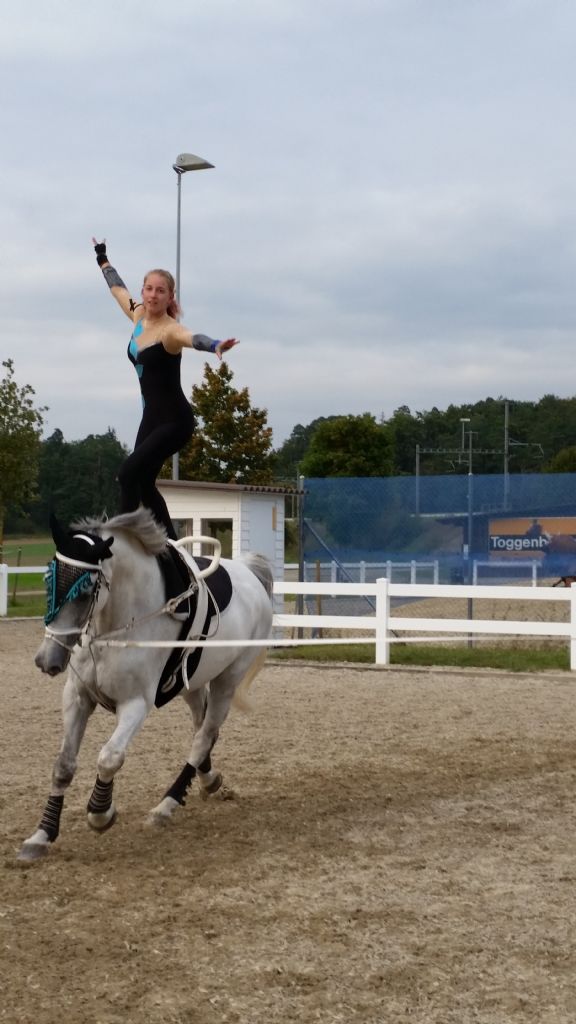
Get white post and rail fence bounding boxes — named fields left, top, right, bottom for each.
left=3, top=563, right=576, bottom=670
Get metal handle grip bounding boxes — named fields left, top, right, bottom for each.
left=172, top=535, right=222, bottom=579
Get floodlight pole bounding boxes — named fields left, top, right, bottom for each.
left=175, top=168, right=184, bottom=308
left=171, top=153, right=214, bottom=480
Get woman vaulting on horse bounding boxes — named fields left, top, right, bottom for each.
left=92, top=238, right=239, bottom=539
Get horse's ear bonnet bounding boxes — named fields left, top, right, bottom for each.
left=49, top=512, right=114, bottom=564
left=44, top=514, right=114, bottom=626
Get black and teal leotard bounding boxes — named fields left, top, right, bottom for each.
left=118, top=321, right=195, bottom=539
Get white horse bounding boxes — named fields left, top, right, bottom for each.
left=19, top=508, right=273, bottom=862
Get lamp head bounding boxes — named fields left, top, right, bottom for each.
left=173, top=153, right=215, bottom=173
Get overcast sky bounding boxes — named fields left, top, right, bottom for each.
left=2, top=0, right=576, bottom=452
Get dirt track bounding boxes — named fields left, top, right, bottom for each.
left=2, top=619, right=576, bottom=1023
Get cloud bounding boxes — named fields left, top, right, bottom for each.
left=3, top=0, right=576, bottom=453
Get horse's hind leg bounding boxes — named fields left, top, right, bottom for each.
left=183, top=686, right=223, bottom=797
left=146, top=687, right=211, bottom=827
left=147, top=675, right=241, bottom=827
left=18, top=676, right=95, bottom=862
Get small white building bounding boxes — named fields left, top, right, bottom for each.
left=159, top=480, right=295, bottom=594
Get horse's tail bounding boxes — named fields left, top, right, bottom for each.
left=231, top=554, right=274, bottom=713
left=232, top=649, right=268, bottom=712
left=242, top=552, right=274, bottom=599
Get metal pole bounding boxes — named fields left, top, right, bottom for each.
left=503, top=399, right=509, bottom=511
left=467, top=429, right=474, bottom=644
left=175, top=169, right=182, bottom=303
left=467, top=429, right=473, bottom=582
left=297, top=474, right=305, bottom=639
left=172, top=170, right=183, bottom=481
left=415, top=444, right=420, bottom=515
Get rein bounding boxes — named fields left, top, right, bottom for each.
left=90, top=577, right=201, bottom=645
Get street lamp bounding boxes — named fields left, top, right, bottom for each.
left=172, top=152, right=214, bottom=479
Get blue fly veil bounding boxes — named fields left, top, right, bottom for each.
left=44, top=517, right=115, bottom=626
left=44, top=552, right=99, bottom=625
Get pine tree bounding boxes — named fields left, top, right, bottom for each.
left=179, top=363, right=274, bottom=484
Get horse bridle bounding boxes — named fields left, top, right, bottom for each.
left=43, top=551, right=110, bottom=653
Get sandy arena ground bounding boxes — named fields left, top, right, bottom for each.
left=2, top=618, right=576, bottom=1023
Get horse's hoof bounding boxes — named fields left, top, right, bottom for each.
left=145, top=811, right=170, bottom=829
left=199, top=772, right=223, bottom=800
left=87, top=808, right=118, bottom=833
left=146, top=795, right=178, bottom=827
left=215, top=785, right=236, bottom=801
left=17, top=842, right=49, bottom=863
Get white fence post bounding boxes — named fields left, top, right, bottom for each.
left=375, top=576, right=389, bottom=666
left=571, top=583, right=576, bottom=671
left=0, top=564, right=8, bottom=616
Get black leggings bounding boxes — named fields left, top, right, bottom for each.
left=118, top=418, right=193, bottom=540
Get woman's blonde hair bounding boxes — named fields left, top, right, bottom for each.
left=143, top=269, right=181, bottom=319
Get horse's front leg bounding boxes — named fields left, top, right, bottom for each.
left=18, top=675, right=95, bottom=862
left=87, top=695, right=150, bottom=832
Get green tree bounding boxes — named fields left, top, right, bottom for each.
left=299, top=413, right=393, bottom=477
left=276, top=393, right=576, bottom=480
left=0, top=359, right=46, bottom=551
left=386, top=405, right=426, bottom=475
left=42, top=429, right=128, bottom=524
left=545, top=446, right=576, bottom=473
left=273, top=417, right=339, bottom=483
left=179, top=362, right=274, bottom=484
left=8, top=428, right=129, bottom=531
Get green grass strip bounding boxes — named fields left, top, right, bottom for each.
left=269, top=641, right=570, bottom=672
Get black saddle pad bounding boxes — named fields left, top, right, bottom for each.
left=154, top=551, right=233, bottom=709
left=194, top=556, right=233, bottom=614
left=159, top=549, right=232, bottom=615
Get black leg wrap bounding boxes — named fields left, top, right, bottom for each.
left=198, top=736, right=217, bottom=775
left=164, top=763, right=196, bottom=806
left=38, top=794, right=64, bottom=843
left=87, top=775, right=114, bottom=815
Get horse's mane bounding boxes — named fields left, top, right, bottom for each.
left=72, top=508, right=168, bottom=556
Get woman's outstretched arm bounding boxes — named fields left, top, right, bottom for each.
left=163, top=322, right=239, bottom=359
left=92, top=238, right=140, bottom=321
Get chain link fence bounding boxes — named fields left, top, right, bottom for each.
left=297, top=473, right=576, bottom=640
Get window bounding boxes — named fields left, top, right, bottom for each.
left=201, top=519, right=233, bottom=558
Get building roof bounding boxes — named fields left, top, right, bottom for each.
left=159, top=479, right=302, bottom=496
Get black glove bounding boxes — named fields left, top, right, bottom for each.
left=94, top=240, right=108, bottom=267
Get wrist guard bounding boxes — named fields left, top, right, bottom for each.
left=192, top=333, right=219, bottom=352
left=94, top=241, right=108, bottom=267
left=102, top=264, right=127, bottom=289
